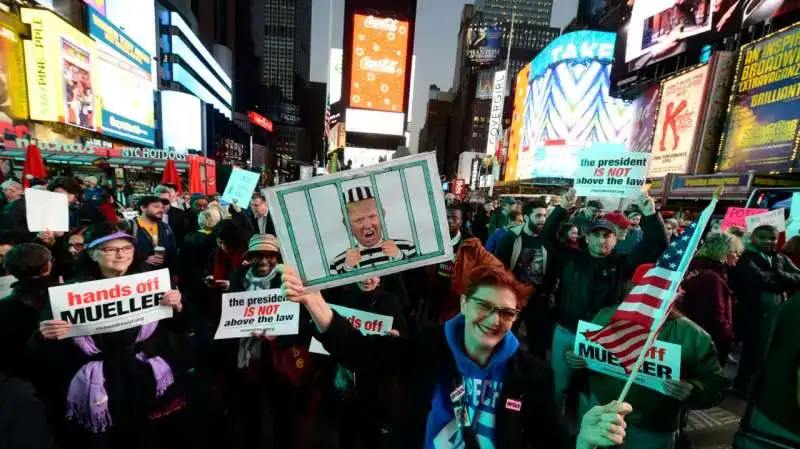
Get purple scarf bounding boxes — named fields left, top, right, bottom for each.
left=66, top=322, right=174, bottom=433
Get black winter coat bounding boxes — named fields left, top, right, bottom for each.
left=315, top=312, right=577, bottom=449
left=541, top=206, right=669, bottom=331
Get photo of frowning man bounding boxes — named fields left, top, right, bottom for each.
left=329, top=185, right=416, bottom=275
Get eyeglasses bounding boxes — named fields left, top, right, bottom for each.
left=468, top=297, right=521, bottom=322
left=98, top=245, right=135, bottom=255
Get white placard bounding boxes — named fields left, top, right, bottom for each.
left=25, top=188, right=69, bottom=232
left=0, top=275, right=17, bottom=298
left=309, top=304, right=394, bottom=355
left=214, top=289, right=300, bottom=339
left=745, top=208, right=786, bottom=233
left=573, top=149, right=650, bottom=198
left=48, top=269, right=173, bottom=338
left=574, top=320, right=682, bottom=398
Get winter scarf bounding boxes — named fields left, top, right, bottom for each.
left=237, top=267, right=279, bottom=368
left=66, top=322, right=174, bottom=433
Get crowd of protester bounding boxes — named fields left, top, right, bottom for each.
left=0, top=174, right=798, bottom=449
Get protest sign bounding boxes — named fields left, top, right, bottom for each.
left=0, top=275, right=16, bottom=298
left=721, top=207, right=767, bottom=231
left=572, top=149, right=650, bottom=199
left=25, top=188, right=69, bottom=232
left=221, top=167, right=260, bottom=208
left=48, top=269, right=172, bottom=338
left=745, top=208, right=786, bottom=233
left=792, top=193, right=800, bottom=221
left=214, top=289, right=300, bottom=339
left=309, top=304, right=394, bottom=355
left=264, top=152, right=452, bottom=290
left=121, top=210, right=139, bottom=220
left=574, top=320, right=682, bottom=398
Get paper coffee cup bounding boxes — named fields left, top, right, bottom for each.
left=154, top=246, right=165, bottom=255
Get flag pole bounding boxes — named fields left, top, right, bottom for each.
left=617, top=186, right=723, bottom=403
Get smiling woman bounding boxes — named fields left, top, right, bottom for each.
left=277, top=263, right=634, bottom=449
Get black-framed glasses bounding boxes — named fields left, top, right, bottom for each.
left=98, top=245, right=135, bottom=255
left=468, top=297, right=521, bottom=322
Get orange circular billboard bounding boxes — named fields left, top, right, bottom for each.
left=349, top=14, right=409, bottom=113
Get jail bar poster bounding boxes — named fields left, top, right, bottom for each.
left=49, top=269, right=173, bottom=338
left=574, top=320, right=682, bottom=398
left=264, top=152, right=452, bottom=290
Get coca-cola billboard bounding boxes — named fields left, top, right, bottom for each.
left=349, top=13, right=409, bottom=113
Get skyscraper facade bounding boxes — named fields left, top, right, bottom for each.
left=259, top=0, right=312, bottom=160
left=474, top=0, right=553, bottom=26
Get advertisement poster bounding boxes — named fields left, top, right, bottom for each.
left=264, top=153, right=452, bottom=290
left=466, top=26, right=502, bottom=66
left=475, top=70, right=494, bottom=99
left=49, top=269, right=173, bottom=338
left=649, top=65, right=710, bottom=177
left=718, top=24, right=800, bottom=172
left=573, top=148, right=651, bottom=198
left=309, top=304, right=394, bottom=355
left=214, top=289, right=300, bottom=340
left=349, top=14, right=409, bottom=113
left=21, top=9, right=97, bottom=128
left=628, top=84, right=661, bottom=153
left=83, top=0, right=106, bottom=15
left=0, top=24, right=28, bottom=124
left=89, top=8, right=155, bottom=146
left=506, top=63, right=530, bottom=181
left=485, top=70, right=506, bottom=155
left=575, top=320, right=683, bottom=398
left=329, top=48, right=343, bottom=103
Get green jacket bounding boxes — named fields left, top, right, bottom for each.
left=586, top=307, right=729, bottom=432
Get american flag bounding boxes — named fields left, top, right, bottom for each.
left=584, top=196, right=718, bottom=373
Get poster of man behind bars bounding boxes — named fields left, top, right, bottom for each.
left=263, top=153, right=453, bottom=290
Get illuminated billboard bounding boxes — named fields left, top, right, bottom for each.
left=514, top=31, right=634, bottom=180
left=613, top=1, right=800, bottom=89
left=89, top=7, right=155, bottom=145
left=649, top=65, right=711, bottom=177
left=465, top=26, right=502, bottom=66
left=0, top=23, right=29, bottom=124
left=349, top=14, right=409, bottom=113
left=21, top=8, right=97, bottom=130
left=506, top=63, right=531, bottom=181
left=718, top=24, right=800, bottom=173
left=628, top=84, right=661, bottom=153
left=83, top=0, right=106, bottom=15
left=160, top=90, right=201, bottom=155
left=106, top=0, right=157, bottom=85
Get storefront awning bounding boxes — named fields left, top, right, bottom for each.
left=0, top=149, right=103, bottom=166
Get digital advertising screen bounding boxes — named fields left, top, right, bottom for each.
left=515, top=31, right=634, bottom=180
left=613, top=1, right=800, bottom=88
left=160, top=90, right=201, bottom=155
left=89, top=7, right=155, bottom=146
left=344, top=147, right=395, bottom=168
left=718, top=23, right=800, bottom=173
left=106, top=0, right=157, bottom=84
left=465, top=26, right=502, bottom=66
left=349, top=14, right=409, bottom=113
left=0, top=24, right=29, bottom=124
left=21, top=8, right=97, bottom=130
left=505, top=63, right=531, bottom=181
left=649, top=65, right=710, bottom=177
left=83, top=0, right=106, bottom=15
left=475, top=70, right=493, bottom=99
left=628, top=84, right=662, bottom=153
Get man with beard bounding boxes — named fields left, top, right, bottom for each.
left=329, top=186, right=416, bottom=275
left=729, top=224, right=800, bottom=394
left=494, top=200, right=553, bottom=357
left=130, top=195, right=179, bottom=273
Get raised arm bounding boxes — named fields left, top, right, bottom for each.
left=279, top=265, right=415, bottom=376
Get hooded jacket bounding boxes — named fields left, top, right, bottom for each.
left=314, top=313, right=575, bottom=449
left=542, top=206, right=668, bottom=332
